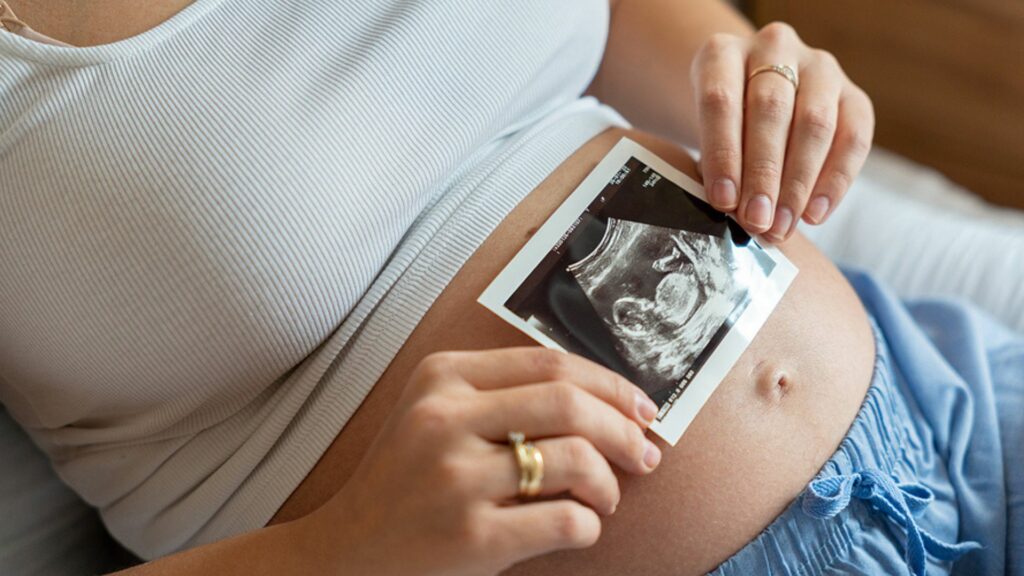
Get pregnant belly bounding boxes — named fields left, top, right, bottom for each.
left=267, top=128, right=876, bottom=575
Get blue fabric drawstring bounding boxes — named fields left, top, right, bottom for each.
left=802, top=469, right=981, bottom=576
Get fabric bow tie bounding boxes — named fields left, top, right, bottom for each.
left=802, top=468, right=981, bottom=576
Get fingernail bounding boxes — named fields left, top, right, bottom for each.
left=745, top=194, right=773, bottom=230
left=806, top=196, right=831, bottom=223
left=711, top=179, right=737, bottom=209
left=643, top=439, right=662, bottom=471
left=769, top=206, right=794, bottom=240
left=636, top=391, right=658, bottom=425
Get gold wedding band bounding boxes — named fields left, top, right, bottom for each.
left=747, top=64, right=799, bottom=91
left=508, top=431, right=544, bottom=497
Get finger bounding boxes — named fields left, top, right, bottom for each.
left=424, top=348, right=658, bottom=427
left=487, top=500, right=601, bottom=565
left=766, top=51, right=842, bottom=241
left=804, top=87, right=874, bottom=224
left=693, top=33, right=747, bottom=212
left=481, top=436, right=620, bottom=515
left=468, top=381, right=661, bottom=475
left=739, top=27, right=801, bottom=234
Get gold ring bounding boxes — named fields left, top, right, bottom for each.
left=522, top=442, right=544, bottom=497
left=747, top=64, right=799, bottom=91
left=508, top=431, right=544, bottom=497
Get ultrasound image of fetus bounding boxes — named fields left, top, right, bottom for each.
left=566, top=217, right=765, bottom=396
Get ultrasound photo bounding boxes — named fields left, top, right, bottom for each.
left=565, top=217, right=774, bottom=402
left=479, top=139, right=797, bottom=445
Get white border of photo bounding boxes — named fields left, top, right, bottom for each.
left=478, top=138, right=798, bottom=445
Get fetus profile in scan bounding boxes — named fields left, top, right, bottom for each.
left=481, top=145, right=798, bottom=443
left=567, top=217, right=769, bottom=395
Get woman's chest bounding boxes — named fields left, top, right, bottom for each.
left=0, top=0, right=608, bottom=427
left=2, top=0, right=193, bottom=47
left=0, top=91, right=407, bottom=427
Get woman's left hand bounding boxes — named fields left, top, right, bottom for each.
left=690, top=22, right=875, bottom=242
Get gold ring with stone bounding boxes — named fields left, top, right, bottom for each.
left=747, top=64, right=799, bottom=91
left=508, top=431, right=544, bottom=497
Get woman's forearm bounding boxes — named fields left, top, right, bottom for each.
left=106, top=344, right=663, bottom=576
left=108, top=517, right=337, bottom=576
left=590, top=0, right=754, bottom=147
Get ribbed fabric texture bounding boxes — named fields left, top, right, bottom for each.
left=0, top=0, right=627, bottom=559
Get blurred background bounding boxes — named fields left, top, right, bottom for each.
left=2, top=3, right=1022, bottom=575
left=740, top=0, right=1024, bottom=209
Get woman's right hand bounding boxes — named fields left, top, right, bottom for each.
left=303, top=347, right=663, bottom=576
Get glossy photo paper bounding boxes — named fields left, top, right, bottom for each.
left=478, top=138, right=798, bottom=445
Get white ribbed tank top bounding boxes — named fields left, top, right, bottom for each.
left=0, top=0, right=627, bottom=559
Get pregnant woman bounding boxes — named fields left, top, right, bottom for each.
left=1, top=1, right=1019, bottom=575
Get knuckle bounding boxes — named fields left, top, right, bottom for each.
left=551, top=382, right=585, bottom=425
left=759, top=21, right=797, bottom=44
left=747, top=158, right=783, bottom=187
left=622, top=424, right=647, bottom=463
left=553, top=506, right=585, bottom=543
left=458, top=507, right=493, bottom=553
left=782, top=177, right=813, bottom=204
left=695, top=33, right=737, bottom=69
left=553, top=505, right=599, bottom=547
left=407, top=396, right=457, bottom=434
left=749, top=88, right=792, bottom=123
left=564, top=437, right=600, bottom=473
left=592, top=471, right=622, bottom=513
left=699, top=84, right=738, bottom=117
left=695, top=34, right=732, bottom=67
left=435, top=453, right=471, bottom=493
left=705, top=146, right=742, bottom=171
left=578, top=465, right=620, bottom=517
left=859, top=89, right=877, bottom=121
left=609, top=377, right=634, bottom=413
left=531, top=348, right=573, bottom=381
left=857, top=89, right=876, bottom=122
left=829, top=168, right=855, bottom=193
left=839, top=126, right=872, bottom=157
left=706, top=32, right=736, bottom=54
left=416, top=351, right=457, bottom=381
left=609, top=475, right=623, bottom=507
left=813, top=48, right=840, bottom=70
left=798, top=105, right=836, bottom=142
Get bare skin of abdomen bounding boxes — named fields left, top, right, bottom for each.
left=267, top=127, right=876, bottom=575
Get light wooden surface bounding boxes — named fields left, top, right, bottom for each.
left=748, top=0, right=1024, bottom=209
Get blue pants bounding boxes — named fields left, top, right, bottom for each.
left=710, top=269, right=1023, bottom=576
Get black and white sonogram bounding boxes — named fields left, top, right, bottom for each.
left=565, top=217, right=773, bottom=402
left=478, top=138, right=797, bottom=445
